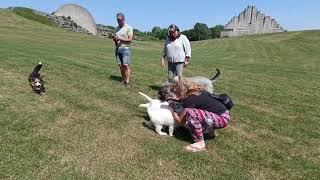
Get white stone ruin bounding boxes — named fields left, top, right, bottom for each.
left=54, top=4, right=97, bottom=35
left=221, top=6, right=283, bottom=37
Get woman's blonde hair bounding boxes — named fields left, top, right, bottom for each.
left=171, top=76, right=206, bottom=98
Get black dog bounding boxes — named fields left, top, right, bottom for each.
left=28, top=62, right=45, bottom=95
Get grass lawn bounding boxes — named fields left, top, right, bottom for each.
left=0, top=9, right=319, bottom=179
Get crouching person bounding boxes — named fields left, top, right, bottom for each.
left=168, top=77, right=231, bottom=152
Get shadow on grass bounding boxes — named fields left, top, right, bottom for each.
left=140, top=119, right=193, bottom=143
left=109, top=75, right=122, bottom=82
left=174, top=127, right=216, bottom=143
left=149, top=85, right=161, bottom=91
left=139, top=114, right=149, bottom=121
left=173, top=127, right=193, bottom=143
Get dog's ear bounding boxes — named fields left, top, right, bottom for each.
left=30, top=81, right=35, bottom=86
left=28, top=76, right=32, bottom=82
left=40, top=75, right=45, bottom=81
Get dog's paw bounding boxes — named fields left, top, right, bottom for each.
left=158, top=132, right=168, bottom=136
left=155, top=125, right=167, bottom=136
left=38, top=61, right=42, bottom=65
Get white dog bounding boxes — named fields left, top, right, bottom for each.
left=138, top=92, right=175, bottom=136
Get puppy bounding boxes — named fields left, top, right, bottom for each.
left=28, top=62, right=45, bottom=95
left=139, top=92, right=175, bottom=136
left=158, top=69, right=222, bottom=101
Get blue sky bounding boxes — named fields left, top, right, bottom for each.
left=1, top=0, right=319, bottom=31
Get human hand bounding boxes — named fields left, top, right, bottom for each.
left=112, top=35, right=119, bottom=42
left=184, top=57, right=190, bottom=67
left=168, top=102, right=175, bottom=113
left=160, top=57, right=165, bottom=68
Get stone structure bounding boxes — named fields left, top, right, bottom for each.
left=54, top=4, right=97, bottom=35
left=221, top=6, right=283, bottom=37
left=45, top=14, right=91, bottom=34
left=34, top=9, right=113, bottom=38
left=96, top=24, right=115, bottom=38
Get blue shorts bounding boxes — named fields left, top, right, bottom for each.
left=115, top=47, right=131, bottom=65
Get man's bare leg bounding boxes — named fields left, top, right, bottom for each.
left=123, top=65, right=131, bottom=85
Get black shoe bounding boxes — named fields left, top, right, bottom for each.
left=124, top=81, right=130, bottom=87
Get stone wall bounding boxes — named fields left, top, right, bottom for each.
left=33, top=10, right=91, bottom=34
left=46, top=14, right=91, bottom=34
left=221, top=6, right=283, bottom=37
left=96, top=24, right=115, bottom=38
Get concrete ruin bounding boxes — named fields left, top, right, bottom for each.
left=54, top=4, right=97, bottom=35
left=220, top=6, right=283, bottom=37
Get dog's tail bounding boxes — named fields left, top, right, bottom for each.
left=32, top=62, right=43, bottom=74
left=210, top=69, right=222, bottom=83
left=139, top=92, right=153, bottom=102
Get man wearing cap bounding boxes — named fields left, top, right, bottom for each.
left=112, top=12, right=134, bottom=86
left=161, top=24, right=191, bottom=80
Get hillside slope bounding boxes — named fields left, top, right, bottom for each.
left=0, top=9, right=319, bottom=179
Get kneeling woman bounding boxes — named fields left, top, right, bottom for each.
left=168, top=77, right=231, bottom=152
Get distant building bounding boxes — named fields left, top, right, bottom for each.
left=54, top=4, right=97, bottom=35
left=220, top=6, right=283, bottom=37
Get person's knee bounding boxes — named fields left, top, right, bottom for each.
left=185, top=108, right=193, bottom=117
left=185, top=109, right=196, bottom=124
left=123, top=65, right=129, bottom=70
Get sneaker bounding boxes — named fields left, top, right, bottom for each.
left=185, top=141, right=206, bottom=152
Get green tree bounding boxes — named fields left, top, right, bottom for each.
left=194, top=22, right=210, bottom=40
left=182, top=29, right=197, bottom=41
left=209, top=25, right=224, bottom=38
left=133, top=29, right=148, bottom=41
left=151, top=26, right=161, bottom=34
left=151, top=26, right=167, bottom=40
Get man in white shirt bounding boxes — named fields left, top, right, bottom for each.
left=161, top=24, right=191, bottom=80
left=112, top=13, right=134, bottom=86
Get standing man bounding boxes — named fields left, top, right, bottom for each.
left=161, top=24, right=191, bottom=80
left=112, top=13, right=134, bottom=86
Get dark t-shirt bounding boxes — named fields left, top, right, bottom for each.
left=182, top=91, right=227, bottom=115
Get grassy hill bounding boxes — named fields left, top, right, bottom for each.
left=0, top=9, right=319, bottom=179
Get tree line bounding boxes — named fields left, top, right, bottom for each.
left=133, top=23, right=224, bottom=41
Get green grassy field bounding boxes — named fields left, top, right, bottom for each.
left=0, top=9, right=319, bottom=179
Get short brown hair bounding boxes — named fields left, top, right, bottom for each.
left=116, top=12, right=125, bottom=20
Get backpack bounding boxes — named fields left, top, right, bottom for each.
left=209, top=93, right=234, bottom=110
